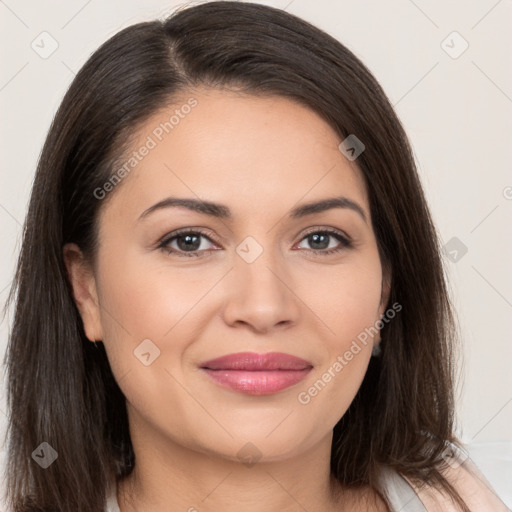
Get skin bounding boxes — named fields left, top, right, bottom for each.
left=64, top=87, right=391, bottom=512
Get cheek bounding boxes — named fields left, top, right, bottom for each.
left=303, top=255, right=383, bottom=346
left=94, top=248, right=210, bottom=431
left=94, top=245, right=226, bottom=390
left=295, top=347, right=371, bottom=437
left=96, top=245, right=210, bottom=341
left=293, top=256, right=382, bottom=418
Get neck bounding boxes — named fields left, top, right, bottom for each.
left=116, top=428, right=366, bottom=512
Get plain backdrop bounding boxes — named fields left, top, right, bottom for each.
left=1, top=0, right=511, bottom=507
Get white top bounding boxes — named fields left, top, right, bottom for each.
left=104, top=447, right=509, bottom=512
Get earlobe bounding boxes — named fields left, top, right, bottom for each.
left=62, top=243, right=103, bottom=342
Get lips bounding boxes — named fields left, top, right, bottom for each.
left=199, top=352, right=313, bottom=395
left=200, top=352, right=312, bottom=371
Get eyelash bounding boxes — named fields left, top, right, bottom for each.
left=157, top=227, right=353, bottom=258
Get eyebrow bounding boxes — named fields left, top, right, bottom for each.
left=138, top=195, right=367, bottom=224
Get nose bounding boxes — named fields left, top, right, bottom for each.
left=221, top=244, right=301, bottom=334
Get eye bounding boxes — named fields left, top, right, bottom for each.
left=295, top=228, right=352, bottom=255
left=157, top=227, right=353, bottom=258
left=157, top=229, right=219, bottom=258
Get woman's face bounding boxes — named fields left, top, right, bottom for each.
left=66, top=87, right=390, bottom=463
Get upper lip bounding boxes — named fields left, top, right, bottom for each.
left=200, top=352, right=313, bottom=371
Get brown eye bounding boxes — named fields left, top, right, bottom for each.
left=296, top=229, right=352, bottom=255
left=158, top=229, right=218, bottom=258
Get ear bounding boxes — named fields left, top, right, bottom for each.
left=63, top=243, right=103, bottom=343
left=378, top=261, right=392, bottom=318
left=374, top=261, right=392, bottom=346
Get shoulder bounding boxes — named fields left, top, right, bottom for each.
left=402, top=444, right=510, bottom=512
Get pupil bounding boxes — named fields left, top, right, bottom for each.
left=178, top=234, right=200, bottom=251
left=310, top=233, right=329, bottom=250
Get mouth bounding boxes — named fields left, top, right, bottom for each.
left=199, top=352, right=313, bottom=395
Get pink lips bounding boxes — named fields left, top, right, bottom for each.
left=199, top=352, right=313, bottom=395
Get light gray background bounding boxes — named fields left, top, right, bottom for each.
left=1, top=0, right=511, bottom=507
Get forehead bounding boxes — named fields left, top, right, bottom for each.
left=100, top=87, right=369, bottom=224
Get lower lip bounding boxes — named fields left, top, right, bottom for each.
left=201, top=368, right=312, bottom=395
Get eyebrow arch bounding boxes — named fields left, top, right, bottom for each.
left=138, top=195, right=367, bottom=224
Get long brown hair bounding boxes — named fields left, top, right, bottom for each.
left=2, top=1, right=468, bottom=510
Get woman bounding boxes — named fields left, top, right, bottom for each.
left=2, top=2, right=508, bottom=511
